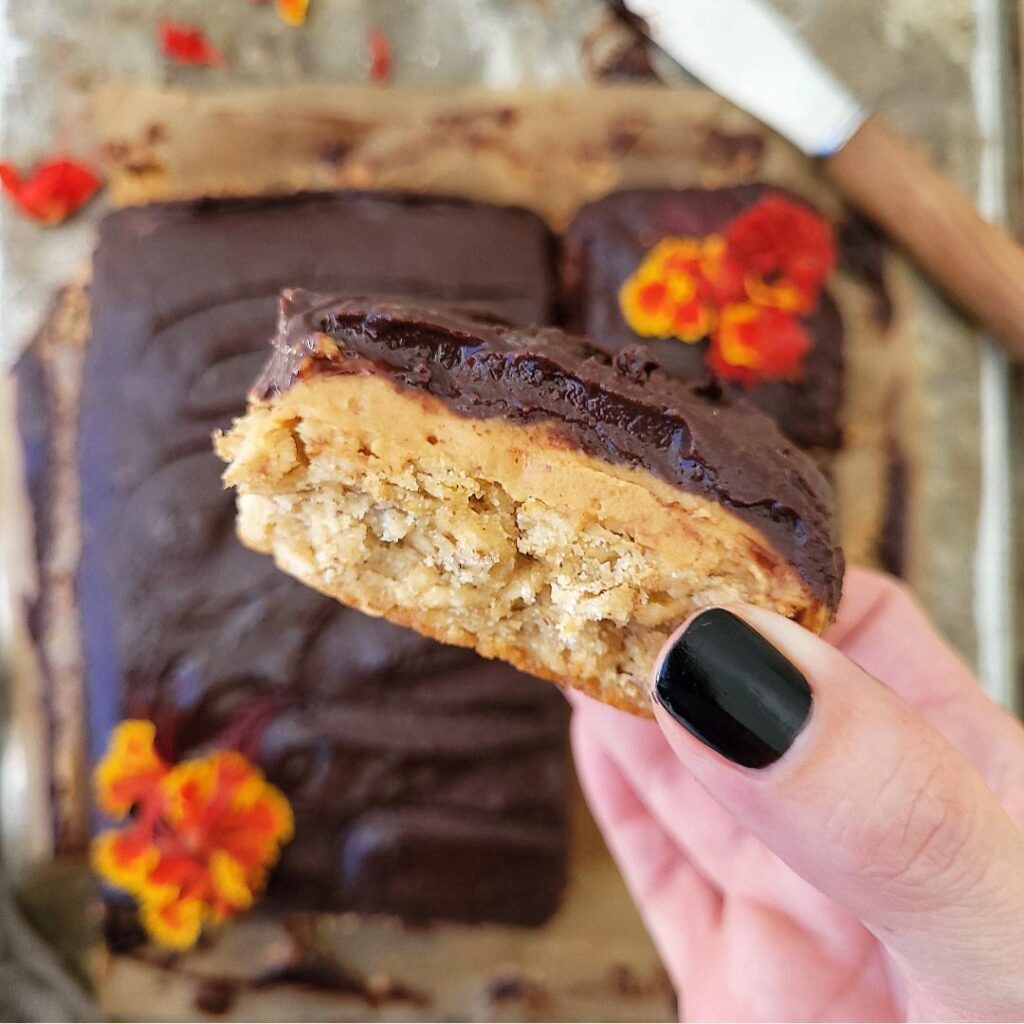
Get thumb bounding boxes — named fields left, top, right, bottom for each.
left=651, top=606, right=1024, bottom=1021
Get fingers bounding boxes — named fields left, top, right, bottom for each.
left=569, top=691, right=747, bottom=883
left=829, top=568, right=1024, bottom=824
left=651, top=605, right=1024, bottom=1020
left=568, top=689, right=854, bottom=942
left=570, top=713, right=720, bottom=994
left=572, top=706, right=898, bottom=1022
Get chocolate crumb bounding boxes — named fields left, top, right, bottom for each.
left=693, top=376, right=725, bottom=402
left=258, top=957, right=367, bottom=996
left=613, top=345, right=659, bottom=383
left=194, top=978, right=237, bottom=1016
left=487, top=973, right=550, bottom=1010
left=400, top=363, right=433, bottom=387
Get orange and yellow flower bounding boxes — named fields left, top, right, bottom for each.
left=618, top=236, right=734, bottom=342
left=91, top=720, right=293, bottom=950
left=617, top=195, right=834, bottom=386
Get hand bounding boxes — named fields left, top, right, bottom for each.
left=571, top=567, right=1024, bottom=1021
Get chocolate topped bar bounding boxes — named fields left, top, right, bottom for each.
left=219, top=294, right=842, bottom=715
left=562, top=185, right=844, bottom=450
left=32, top=191, right=568, bottom=927
left=262, top=293, right=841, bottom=612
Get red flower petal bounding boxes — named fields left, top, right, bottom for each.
left=368, top=26, right=392, bottom=83
left=670, top=299, right=713, bottom=342
left=699, top=240, right=747, bottom=306
left=158, top=21, right=225, bottom=67
left=725, top=196, right=834, bottom=310
left=708, top=304, right=812, bottom=386
left=0, top=158, right=102, bottom=225
left=636, top=279, right=668, bottom=314
left=146, top=851, right=203, bottom=891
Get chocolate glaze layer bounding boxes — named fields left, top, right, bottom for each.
left=562, top=185, right=844, bottom=450
left=261, top=293, right=843, bottom=611
left=70, top=191, right=567, bottom=928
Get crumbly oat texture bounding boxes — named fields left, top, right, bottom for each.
left=217, top=300, right=842, bottom=716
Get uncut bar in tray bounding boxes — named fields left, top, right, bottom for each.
left=17, top=190, right=567, bottom=928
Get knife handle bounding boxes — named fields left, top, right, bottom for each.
left=825, top=114, right=1024, bottom=360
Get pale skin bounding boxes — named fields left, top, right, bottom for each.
left=571, top=567, right=1024, bottom=1022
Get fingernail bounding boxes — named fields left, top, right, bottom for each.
left=653, top=609, right=812, bottom=769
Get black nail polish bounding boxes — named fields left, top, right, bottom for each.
left=654, top=609, right=812, bottom=768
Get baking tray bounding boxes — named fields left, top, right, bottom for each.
left=0, top=0, right=1019, bottom=1020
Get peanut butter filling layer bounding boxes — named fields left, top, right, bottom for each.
left=219, top=371, right=832, bottom=715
